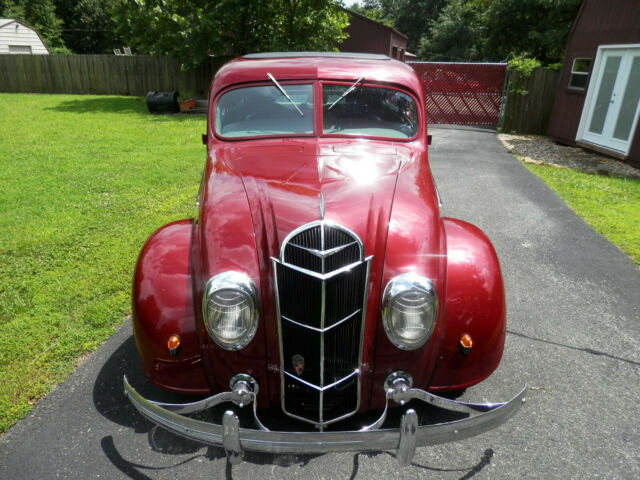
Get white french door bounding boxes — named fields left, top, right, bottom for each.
left=578, top=46, right=640, bottom=155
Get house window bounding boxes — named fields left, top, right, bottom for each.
left=391, top=46, right=398, bottom=59
left=568, top=58, right=591, bottom=90
left=8, top=45, right=32, bottom=54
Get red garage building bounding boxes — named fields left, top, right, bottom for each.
left=548, top=0, right=640, bottom=168
left=339, top=9, right=409, bottom=62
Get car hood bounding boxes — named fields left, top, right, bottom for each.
left=219, top=141, right=410, bottom=259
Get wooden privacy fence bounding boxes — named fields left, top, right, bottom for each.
left=0, top=54, right=228, bottom=97
left=502, top=68, right=561, bottom=134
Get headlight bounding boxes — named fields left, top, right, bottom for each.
left=382, top=273, right=438, bottom=350
left=202, top=272, right=258, bottom=350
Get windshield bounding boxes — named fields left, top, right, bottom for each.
left=214, top=82, right=419, bottom=140
left=322, top=84, right=418, bottom=139
left=215, top=84, right=313, bottom=138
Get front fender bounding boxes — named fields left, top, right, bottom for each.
left=429, top=218, right=506, bottom=391
left=132, top=219, right=210, bottom=394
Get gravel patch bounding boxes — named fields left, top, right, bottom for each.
left=498, top=134, right=640, bottom=180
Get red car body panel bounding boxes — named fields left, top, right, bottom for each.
left=132, top=55, right=507, bottom=415
left=132, top=219, right=209, bottom=394
left=430, top=218, right=506, bottom=390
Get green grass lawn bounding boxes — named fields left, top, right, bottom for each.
left=524, top=163, right=640, bottom=265
left=0, top=94, right=205, bottom=432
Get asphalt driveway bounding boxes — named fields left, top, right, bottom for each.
left=2, top=127, right=639, bottom=479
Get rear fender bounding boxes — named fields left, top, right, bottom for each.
left=429, top=218, right=506, bottom=391
left=132, top=219, right=210, bottom=394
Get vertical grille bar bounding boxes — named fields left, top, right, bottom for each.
left=273, top=221, right=370, bottom=428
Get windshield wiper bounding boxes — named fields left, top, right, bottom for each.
left=328, top=75, right=365, bottom=110
left=267, top=72, right=304, bottom=117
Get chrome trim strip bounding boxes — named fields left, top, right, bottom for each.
left=357, top=258, right=371, bottom=413
left=319, top=193, right=325, bottom=220
left=272, top=257, right=368, bottom=280
left=430, top=172, right=442, bottom=208
left=284, top=369, right=360, bottom=392
left=320, top=217, right=326, bottom=273
left=319, top=273, right=326, bottom=429
left=281, top=309, right=361, bottom=333
left=195, top=165, right=205, bottom=207
left=287, top=241, right=359, bottom=259
left=124, top=376, right=526, bottom=463
left=271, top=256, right=287, bottom=426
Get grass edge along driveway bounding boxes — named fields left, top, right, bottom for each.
left=0, top=94, right=206, bottom=433
left=522, top=162, right=640, bottom=265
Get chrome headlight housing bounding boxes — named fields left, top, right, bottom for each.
left=202, top=271, right=259, bottom=350
left=382, top=273, right=438, bottom=350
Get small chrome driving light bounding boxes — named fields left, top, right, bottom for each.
left=202, top=272, right=259, bottom=350
left=382, top=273, right=438, bottom=350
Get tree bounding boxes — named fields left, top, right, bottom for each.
left=379, top=0, right=446, bottom=53
left=347, top=0, right=394, bottom=27
left=420, top=0, right=581, bottom=64
left=54, top=0, right=123, bottom=53
left=418, top=0, right=483, bottom=61
left=111, top=0, right=349, bottom=66
left=478, top=0, right=581, bottom=64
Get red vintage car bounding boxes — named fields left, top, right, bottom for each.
left=124, top=52, right=525, bottom=465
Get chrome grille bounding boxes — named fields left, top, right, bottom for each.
left=273, top=221, right=370, bottom=428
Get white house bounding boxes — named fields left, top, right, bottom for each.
left=0, top=19, right=49, bottom=54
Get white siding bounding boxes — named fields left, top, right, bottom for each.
left=0, top=20, right=49, bottom=54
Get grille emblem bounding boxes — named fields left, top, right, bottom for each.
left=292, top=354, right=305, bottom=376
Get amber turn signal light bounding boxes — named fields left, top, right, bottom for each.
left=459, top=334, right=473, bottom=356
left=167, top=335, right=181, bottom=356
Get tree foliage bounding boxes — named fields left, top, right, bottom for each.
left=350, top=0, right=581, bottom=64
left=417, top=0, right=482, bottom=61
left=347, top=0, right=394, bottom=27
left=419, top=0, right=582, bottom=64
left=111, top=0, right=349, bottom=66
left=54, top=0, right=122, bottom=54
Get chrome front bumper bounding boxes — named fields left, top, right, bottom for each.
left=123, top=373, right=526, bottom=466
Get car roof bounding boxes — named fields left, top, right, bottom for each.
left=210, top=52, right=424, bottom=100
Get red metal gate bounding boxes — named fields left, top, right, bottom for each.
left=409, top=62, right=507, bottom=126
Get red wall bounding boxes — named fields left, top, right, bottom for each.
left=339, top=11, right=408, bottom=61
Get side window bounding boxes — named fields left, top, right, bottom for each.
left=568, top=58, right=591, bottom=90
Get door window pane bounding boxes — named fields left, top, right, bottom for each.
left=589, top=55, right=621, bottom=135
left=613, top=56, right=640, bottom=141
